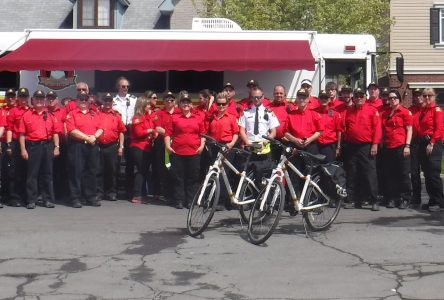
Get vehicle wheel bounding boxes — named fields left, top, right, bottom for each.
left=187, top=175, right=220, bottom=237
left=302, top=175, right=342, bottom=231
left=238, top=176, right=260, bottom=224
left=247, top=178, right=285, bottom=245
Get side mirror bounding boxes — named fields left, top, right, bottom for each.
left=396, top=57, right=404, bottom=83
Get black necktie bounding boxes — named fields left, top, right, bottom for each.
left=254, top=108, right=259, bottom=135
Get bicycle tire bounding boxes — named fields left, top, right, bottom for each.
left=302, top=174, right=342, bottom=231
left=187, top=174, right=220, bottom=237
left=247, top=178, right=285, bottom=245
left=238, top=175, right=260, bottom=224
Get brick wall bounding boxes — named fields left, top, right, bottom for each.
left=390, top=73, right=444, bottom=106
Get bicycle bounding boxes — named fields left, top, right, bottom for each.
left=186, top=134, right=261, bottom=237
left=247, top=136, right=346, bottom=245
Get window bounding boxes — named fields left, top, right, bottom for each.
left=325, top=59, right=367, bottom=90
left=78, top=0, right=114, bottom=29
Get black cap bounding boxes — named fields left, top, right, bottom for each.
left=354, top=87, right=366, bottom=95
left=163, top=91, right=176, bottom=100
left=224, top=82, right=235, bottom=90
left=367, top=81, right=379, bottom=89
left=17, top=87, right=29, bottom=97
left=5, top=88, right=15, bottom=96
left=46, top=90, right=57, bottom=98
left=380, top=87, right=390, bottom=96
left=340, top=85, right=352, bottom=93
left=296, top=88, right=309, bottom=97
left=318, top=90, right=329, bottom=99
left=246, top=79, right=259, bottom=87
left=102, top=93, right=113, bottom=101
left=33, top=90, right=45, bottom=98
left=179, top=93, right=191, bottom=102
left=412, top=88, right=422, bottom=96
left=77, top=90, right=89, bottom=100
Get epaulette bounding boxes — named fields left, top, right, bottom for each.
left=436, top=107, right=441, bottom=112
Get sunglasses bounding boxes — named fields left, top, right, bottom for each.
left=151, top=96, right=158, bottom=99
left=120, top=85, right=129, bottom=88
left=216, top=103, right=228, bottom=107
left=78, top=98, right=89, bottom=102
left=422, top=94, right=434, bottom=97
left=77, top=88, right=87, bottom=92
left=165, top=99, right=175, bottom=102
left=388, top=96, right=398, bottom=100
left=354, top=95, right=366, bottom=98
left=251, top=96, right=262, bottom=100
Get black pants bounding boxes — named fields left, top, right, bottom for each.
left=9, top=140, right=27, bottom=205
left=123, top=130, right=134, bottom=198
left=410, top=140, right=422, bottom=204
left=418, top=139, right=444, bottom=207
left=382, top=146, right=412, bottom=203
left=129, top=147, right=151, bottom=198
left=68, top=140, right=99, bottom=203
left=53, top=140, right=68, bottom=201
left=171, top=154, right=200, bottom=206
left=97, top=142, right=119, bottom=199
left=345, top=143, right=378, bottom=205
left=25, top=141, right=55, bottom=205
left=288, top=143, right=319, bottom=197
left=318, top=143, right=336, bottom=163
left=0, top=142, right=11, bottom=202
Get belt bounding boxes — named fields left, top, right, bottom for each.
left=99, top=142, right=118, bottom=148
left=26, top=140, right=51, bottom=146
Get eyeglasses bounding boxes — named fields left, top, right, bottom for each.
left=422, top=94, right=434, bottom=98
left=354, top=95, right=366, bottom=99
left=151, top=96, right=158, bottom=99
left=165, top=99, right=175, bottom=103
left=77, top=88, right=87, bottom=92
left=216, top=103, right=227, bottom=107
left=120, top=85, right=129, bottom=88
left=388, top=96, right=398, bottom=100
left=251, top=96, right=262, bottom=100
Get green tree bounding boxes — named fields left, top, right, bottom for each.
left=197, top=0, right=391, bottom=74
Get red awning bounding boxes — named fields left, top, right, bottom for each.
left=0, top=38, right=315, bottom=71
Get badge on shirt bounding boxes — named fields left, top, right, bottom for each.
left=134, top=118, right=140, bottom=124
left=436, top=107, right=441, bottom=112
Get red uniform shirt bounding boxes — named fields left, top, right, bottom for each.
left=365, top=98, right=383, bottom=110
left=307, top=96, right=320, bottom=110
left=207, top=100, right=242, bottom=119
left=315, top=107, right=343, bottom=145
left=18, top=109, right=60, bottom=141
left=329, top=98, right=342, bottom=110
left=238, top=97, right=271, bottom=110
left=165, top=113, right=206, bottom=156
left=268, top=100, right=290, bottom=140
left=153, top=107, right=181, bottom=134
left=284, top=108, right=324, bottom=139
left=409, top=105, right=422, bottom=138
left=48, top=105, right=67, bottom=138
left=98, top=110, right=126, bottom=145
left=7, top=105, right=30, bottom=139
left=65, top=99, right=77, bottom=112
left=129, top=115, right=155, bottom=151
left=416, top=105, right=443, bottom=144
left=207, top=112, right=239, bottom=143
left=65, top=109, right=102, bottom=136
left=344, top=104, right=381, bottom=144
left=381, top=106, right=413, bottom=149
left=0, top=106, right=14, bottom=142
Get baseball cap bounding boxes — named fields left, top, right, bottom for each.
left=353, top=87, right=366, bottom=95
left=296, top=88, right=309, bottom=97
left=246, top=79, right=258, bottom=87
left=46, top=91, right=58, bottom=98
left=102, top=93, right=113, bottom=101
left=301, top=79, right=312, bottom=87
left=412, top=88, right=422, bottom=96
left=179, top=93, right=191, bottom=102
left=367, top=82, right=379, bottom=89
left=17, top=87, right=29, bottom=97
left=380, top=87, right=390, bottom=96
left=163, top=91, right=176, bottom=100
left=224, top=82, right=235, bottom=90
left=340, top=85, right=352, bottom=93
left=5, top=88, right=15, bottom=96
left=33, top=90, right=45, bottom=98
left=318, top=90, right=329, bottom=99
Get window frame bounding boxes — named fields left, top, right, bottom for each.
left=77, top=0, right=115, bottom=29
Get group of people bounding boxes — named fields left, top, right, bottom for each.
left=0, top=76, right=442, bottom=213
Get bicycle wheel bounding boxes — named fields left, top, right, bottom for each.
left=302, top=175, right=342, bottom=231
left=238, top=176, right=260, bottom=224
left=247, top=178, right=285, bottom=245
left=187, top=174, right=220, bottom=237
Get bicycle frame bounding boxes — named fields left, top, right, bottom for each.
left=196, top=150, right=258, bottom=207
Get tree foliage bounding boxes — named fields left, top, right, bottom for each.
left=197, top=0, right=391, bottom=73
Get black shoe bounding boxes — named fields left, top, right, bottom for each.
left=44, top=201, right=55, bottom=208
left=89, top=200, right=101, bottom=207
left=421, top=203, right=429, bottom=211
left=72, top=200, right=82, bottom=208
left=225, top=203, right=233, bottom=211
left=0, top=202, right=3, bottom=208
left=354, top=202, right=362, bottom=209
left=109, top=195, right=117, bottom=201
left=386, top=200, right=395, bottom=208
left=289, top=205, right=298, bottom=216
left=343, top=202, right=355, bottom=209
left=175, top=202, right=184, bottom=209
left=26, top=203, right=36, bottom=209
left=399, top=201, right=408, bottom=209
left=371, top=203, right=380, bottom=211
left=410, top=203, right=421, bottom=209
left=9, top=201, right=21, bottom=207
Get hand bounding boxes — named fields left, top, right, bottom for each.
left=403, top=146, right=410, bottom=158
left=335, top=147, right=341, bottom=158
left=6, top=147, right=12, bottom=156
left=370, top=144, right=378, bottom=157
left=165, top=145, right=176, bottom=154
left=293, top=138, right=305, bottom=148
left=226, top=142, right=234, bottom=149
left=53, top=147, right=60, bottom=157
left=118, top=147, right=124, bottom=157
left=21, top=149, right=28, bottom=160
left=196, top=145, right=205, bottom=154
left=87, top=135, right=97, bottom=145
left=426, top=143, right=434, bottom=156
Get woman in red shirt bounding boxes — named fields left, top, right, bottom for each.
left=129, top=97, right=155, bottom=204
left=165, top=92, right=206, bottom=209
left=380, top=90, right=412, bottom=209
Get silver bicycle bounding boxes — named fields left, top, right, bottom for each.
left=186, top=135, right=261, bottom=237
left=247, top=136, right=346, bottom=245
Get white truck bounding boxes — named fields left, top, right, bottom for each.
left=0, top=18, right=379, bottom=100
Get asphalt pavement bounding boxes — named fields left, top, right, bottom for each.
left=0, top=197, right=443, bottom=300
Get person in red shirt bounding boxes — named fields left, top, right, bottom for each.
left=380, top=90, right=413, bottom=209
left=18, top=90, right=61, bottom=209
left=97, top=93, right=126, bottom=202
left=325, top=81, right=342, bottom=110
left=366, top=82, right=383, bottom=110
left=128, top=97, right=155, bottom=204
left=65, top=82, right=89, bottom=113
left=238, top=79, right=271, bottom=110
left=165, top=92, right=206, bottom=209
left=300, top=79, right=319, bottom=110
left=409, top=88, right=424, bottom=208
left=207, top=92, right=240, bottom=210
left=223, top=83, right=243, bottom=119
left=343, top=88, right=382, bottom=211
left=46, top=90, right=68, bottom=200
left=5, top=87, right=31, bottom=207
left=415, top=88, right=444, bottom=212
left=315, top=90, right=342, bottom=162
left=66, top=91, right=104, bottom=208
left=153, top=92, right=180, bottom=204
left=143, top=90, right=159, bottom=121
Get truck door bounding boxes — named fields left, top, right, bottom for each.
left=324, top=59, right=367, bottom=90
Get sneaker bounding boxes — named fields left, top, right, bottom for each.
left=72, top=200, right=82, bottom=208
left=44, top=201, right=55, bottom=208
left=26, top=203, right=36, bottom=209
left=428, top=205, right=442, bottom=212
left=175, top=202, right=184, bottom=209
left=0, top=202, right=3, bottom=208
left=371, top=203, right=380, bottom=211
left=399, top=201, right=408, bottom=209
left=386, top=200, right=395, bottom=208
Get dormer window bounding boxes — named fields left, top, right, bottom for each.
left=78, top=0, right=115, bottom=29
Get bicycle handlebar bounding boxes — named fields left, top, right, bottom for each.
left=201, top=134, right=258, bottom=156
left=261, top=135, right=325, bottom=163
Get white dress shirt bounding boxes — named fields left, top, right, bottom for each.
left=239, top=104, right=279, bottom=143
left=113, top=94, right=137, bottom=126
